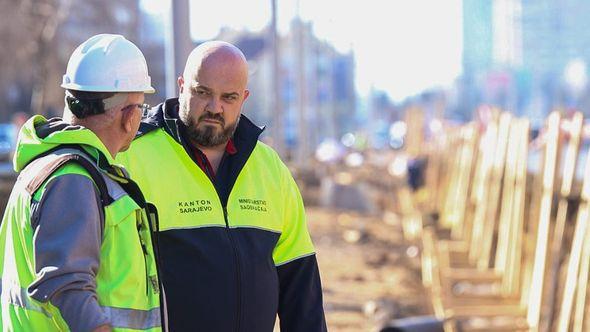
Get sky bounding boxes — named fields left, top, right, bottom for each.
left=141, top=0, right=463, bottom=101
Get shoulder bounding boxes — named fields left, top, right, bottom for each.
left=33, top=163, right=97, bottom=201
left=252, top=141, right=288, bottom=171
left=252, top=140, right=277, bottom=157
left=251, top=142, right=298, bottom=188
left=119, top=127, right=171, bottom=167
left=131, top=126, right=168, bottom=145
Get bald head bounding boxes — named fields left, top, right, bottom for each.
left=177, top=41, right=250, bottom=149
left=182, top=41, right=248, bottom=85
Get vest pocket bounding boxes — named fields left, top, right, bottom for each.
left=104, top=195, right=140, bottom=227
left=98, top=197, right=153, bottom=309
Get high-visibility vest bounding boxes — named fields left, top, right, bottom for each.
left=0, top=148, right=162, bottom=331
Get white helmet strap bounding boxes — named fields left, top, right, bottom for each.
left=102, top=93, right=128, bottom=111
left=65, top=91, right=129, bottom=118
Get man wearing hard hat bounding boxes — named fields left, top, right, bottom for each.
left=0, top=34, right=166, bottom=332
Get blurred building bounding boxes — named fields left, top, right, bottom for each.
left=215, top=19, right=357, bottom=158
left=460, top=0, right=521, bottom=119
left=461, top=0, right=590, bottom=120
left=520, top=0, right=590, bottom=117
left=366, top=89, right=399, bottom=149
left=460, top=0, right=493, bottom=120
left=137, top=8, right=168, bottom=105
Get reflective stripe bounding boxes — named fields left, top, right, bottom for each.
left=102, top=306, right=161, bottom=330
left=275, top=252, right=316, bottom=267
left=0, top=279, right=51, bottom=317
left=1, top=280, right=161, bottom=330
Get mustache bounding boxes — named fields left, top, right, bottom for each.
left=198, top=112, right=225, bottom=126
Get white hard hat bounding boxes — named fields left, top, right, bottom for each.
left=62, top=34, right=155, bottom=93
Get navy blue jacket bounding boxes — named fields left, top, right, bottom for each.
left=123, top=99, right=327, bottom=332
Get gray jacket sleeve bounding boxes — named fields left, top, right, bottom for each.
left=27, top=173, right=110, bottom=332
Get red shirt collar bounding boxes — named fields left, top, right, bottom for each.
left=193, top=139, right=237, bottom=179
left=225, top=138, right=237, bottom=155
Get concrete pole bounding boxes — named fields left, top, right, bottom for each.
left=165, top=0, right=192, bottom=97
left=270, top=0, right=284, bottom=157
left=295, top=3, right=308, bottom=165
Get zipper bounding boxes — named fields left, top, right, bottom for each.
left=223, top=205, right=242, bottom=332
left=183, top=136, right=242, bottom=331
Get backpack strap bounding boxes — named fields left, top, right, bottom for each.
left=23, top=149, right=114, bottom=206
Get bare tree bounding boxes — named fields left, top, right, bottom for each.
left=24, top=0, right=73, bottom=115
left=0, top=0, right=140, bottom=119
left=0, top=0, right=71, bottom=118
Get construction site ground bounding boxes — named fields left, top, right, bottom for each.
left=291, top=168, right=433, bottom=332
left=307, top=207, right=431, bottom=331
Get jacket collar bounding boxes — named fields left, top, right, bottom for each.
left=14, top=115, right=116, bottom=173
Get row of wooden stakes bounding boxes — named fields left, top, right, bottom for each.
left=396, top=110, right=590, bottom=331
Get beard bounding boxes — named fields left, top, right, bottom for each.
left=179, top=99, right=239, bottom=147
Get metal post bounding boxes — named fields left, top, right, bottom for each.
left=295, top=1, right=308, bottom=165
left=270, top=0, right=284, bottom=157
left=165, top=0, right=192, bottom=97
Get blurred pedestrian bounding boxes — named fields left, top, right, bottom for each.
left=0, top=34, right=165, bottom=332
left=117, top=41, right=327, bottom=332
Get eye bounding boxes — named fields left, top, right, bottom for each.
left=194, top=88, right=209, bottom=96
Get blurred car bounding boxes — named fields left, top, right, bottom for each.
left=0, top=123, right=15, bottom=163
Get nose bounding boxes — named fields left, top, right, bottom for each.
left=206, top=98, right=223, bottom=114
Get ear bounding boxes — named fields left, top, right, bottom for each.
left=121, top=106, right=137, bottom=133
left=243, top=89, right=250, bottom=102
left=178, top=76, right=185, bottom=94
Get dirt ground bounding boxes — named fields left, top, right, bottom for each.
left=306, top=206, right=432, bottom=331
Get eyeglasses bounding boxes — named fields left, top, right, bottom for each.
left=122, top=103, right=151, bottom=118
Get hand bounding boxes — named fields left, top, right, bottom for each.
left=92, top=324, right=112, bottom=332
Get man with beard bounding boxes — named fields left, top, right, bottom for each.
left=117, top=41, right=327, bottom=332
